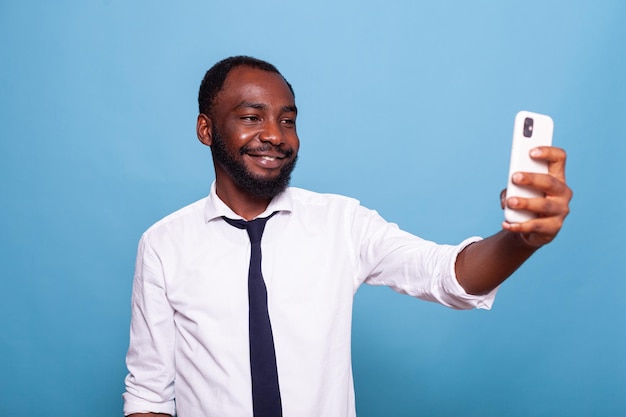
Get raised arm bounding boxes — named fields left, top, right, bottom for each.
left=455, top=146, right=572, bottom=295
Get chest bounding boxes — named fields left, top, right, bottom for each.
left=159, top=220, right=358, bottom=336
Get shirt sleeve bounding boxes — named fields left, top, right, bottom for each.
left=122, top=234, right=177, bottom=416
left=353, top=205, right=497, bottom=310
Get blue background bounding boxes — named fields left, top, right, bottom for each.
left=1, top=1, right=624, bottom=416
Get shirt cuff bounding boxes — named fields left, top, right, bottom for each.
left=447, top=236, right=498, bottom=310
left=122, top=392, right=176, bottom=416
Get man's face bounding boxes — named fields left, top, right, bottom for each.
left=208, top=66, right=300, bottom=200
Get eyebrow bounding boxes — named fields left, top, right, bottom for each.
left=283, top=104, right=298, bottom=114
left=235, top=101, right=298, bottom=114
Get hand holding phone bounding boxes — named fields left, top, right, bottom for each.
left=504, top=111, right=554, bottom=223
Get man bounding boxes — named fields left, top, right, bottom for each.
left=123, top=56, right=572, bottom=417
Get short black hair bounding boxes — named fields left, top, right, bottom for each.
left=198, top=55, right=294, bottom=116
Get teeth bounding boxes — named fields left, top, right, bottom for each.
left=261, top=156, right=276, bottom=161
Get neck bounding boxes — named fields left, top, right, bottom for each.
left=215, top=179, right=272, bottom=221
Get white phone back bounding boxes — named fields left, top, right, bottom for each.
left=504, top=111, right=553, bottom=223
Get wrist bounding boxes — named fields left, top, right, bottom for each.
left=513, top=231, right=544, bottom=250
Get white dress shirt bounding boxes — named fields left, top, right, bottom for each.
left=123, top=183, right=497, bottom=417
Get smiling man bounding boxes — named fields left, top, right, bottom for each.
left=197, top=62, right=300, bottom=217
left=123, top=56, right=572, bottom=417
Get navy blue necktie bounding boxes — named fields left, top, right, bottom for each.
left=223, top=213, right=282, bottom=417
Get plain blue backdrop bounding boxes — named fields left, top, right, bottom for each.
left=1, top=1, right=624, bottom=416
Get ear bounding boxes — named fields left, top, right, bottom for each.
left=197, top=114, right=213, bottom=147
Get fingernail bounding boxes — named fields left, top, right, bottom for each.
left=530, top=148, right=542, bottom=157
left=513, top=172, right=523, bottom=182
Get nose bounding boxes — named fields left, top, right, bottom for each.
left=259, top=120, right=283, bottom=145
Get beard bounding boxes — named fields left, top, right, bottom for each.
left=210, top=128, right=298, bottom=200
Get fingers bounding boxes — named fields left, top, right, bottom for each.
left=501, top=217, right=562, bottom=246
left=502, top=169, right=571, bottom=247
left=503, top=216, right=562, bottom=234
left=510, top=171, right=571, bottom=197
left=501, top=146, right=571, bottom=247
left=510, top=145, right=570, bottom=197
left=506, top=195, right=569, bottom=219
left=505, top=172, right=571, bottom=223
left=530, top=146, right=567, bottom=181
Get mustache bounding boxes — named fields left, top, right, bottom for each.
left=240, top=143, right=294, bottom=158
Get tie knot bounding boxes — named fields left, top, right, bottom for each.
left=222, top=212, right=277, bottom=243
left=246, top=218, right=267, bottom=243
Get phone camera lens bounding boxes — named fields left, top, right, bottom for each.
left=523, top=117, right=534, bottom=138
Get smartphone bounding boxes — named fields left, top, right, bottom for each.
left=504, top=111, right=554, bottom=223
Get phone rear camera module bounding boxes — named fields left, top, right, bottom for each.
left=523, top=117, right=534, bottom=138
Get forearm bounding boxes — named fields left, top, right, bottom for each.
left=455, top=230, right=539, bottom=295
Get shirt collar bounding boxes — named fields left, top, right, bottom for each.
left=204, top=181, right=294, bottom=223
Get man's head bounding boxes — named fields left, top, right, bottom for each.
left=196, top=56, right=299, bottom=202
left=198, top=56, right=295, bottom=117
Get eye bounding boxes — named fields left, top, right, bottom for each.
left=281, top=118, right=296, bottom=127
left=241, top=115, right=260, bottom=122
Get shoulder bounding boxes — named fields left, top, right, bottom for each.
left=282, top=186, right=386, bottom=228
left=284, top=186, right=361, bottom=209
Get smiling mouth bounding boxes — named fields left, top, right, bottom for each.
left=247, top=153, right=287, bottom=167
left=241, top=144, right=293, bottom=160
